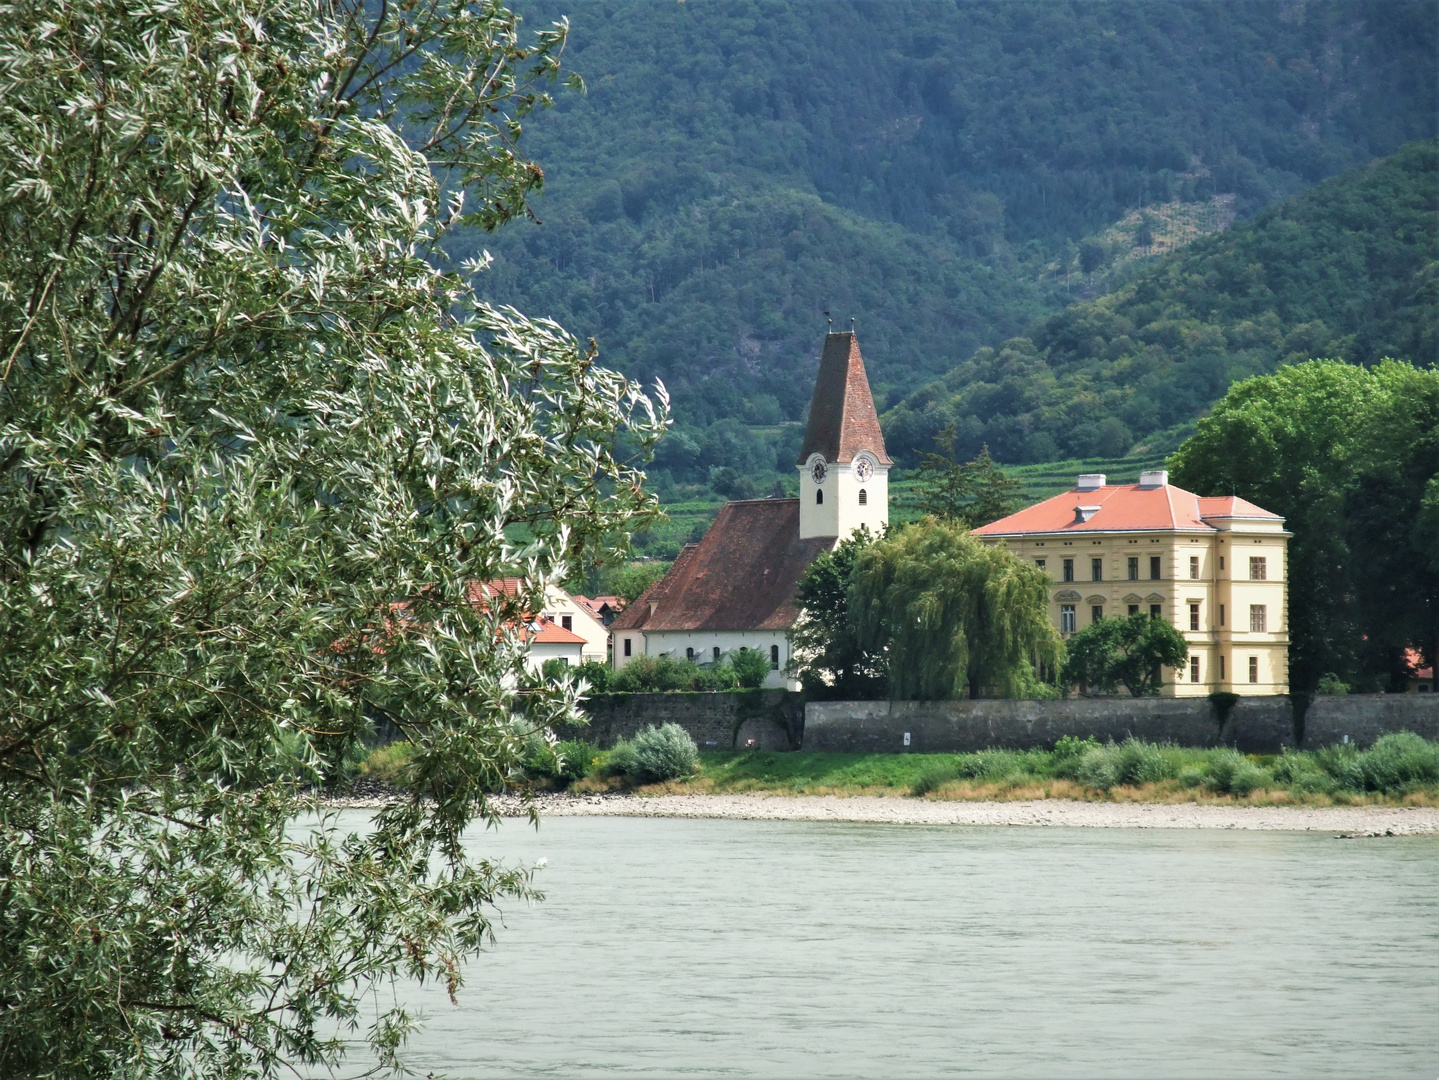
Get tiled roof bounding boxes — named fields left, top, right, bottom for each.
left=529, top=617, right=587, bottom=644
left=573, top=594, right=624, bottom=620
left=1196, top=495, right=1284, bottom=520
left=796, top=332, right=892, bottom=466
left=1404, top=648, right=1434, bottom=680
left=972, top=482, right=1282, bottom=536
left=610, top=499, right=834, bottom=632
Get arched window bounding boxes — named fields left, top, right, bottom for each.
left=686, top=647, right=694, bottom=661
left=815, top=489, right=823, bottom=505
left=770, top=644, right=779, bottom=670
left=858, top=488, right=868, bottom=505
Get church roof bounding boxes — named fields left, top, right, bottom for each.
left=609, top=499, right=835, bottom=633
left=796, top=332, right=892, bottom=466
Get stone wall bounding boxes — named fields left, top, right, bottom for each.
left=560, top=690, right=802, bottom=750
left=1303, top=694, right=1439, bottom=748
left=553, top=692, right=1439, bottom=755
left=803, top=695, right=1439, bottom=755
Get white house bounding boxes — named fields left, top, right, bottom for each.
left=611, top=330, right=891, bottom=689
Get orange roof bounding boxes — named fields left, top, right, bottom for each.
left=973, top=481, right=1282, bottom=537
left=572, top=594, right=623, bottom=620
left=796, top=332, right=892, bottom=466
left=1404, top=648, right=1434, bottom=680
left=528, top=617, right=587, bottom=645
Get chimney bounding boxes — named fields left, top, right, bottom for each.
left=1138, top=470, right=1169, bottom=488
left=1076, top=474, right=1106, bottom=491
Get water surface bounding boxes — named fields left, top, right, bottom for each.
left=346, top=814, right=1438, bottom=1078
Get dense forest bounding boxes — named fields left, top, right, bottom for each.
left=884, top=140, right=1439, bottom=464
left=454, top=0, right=1436, bottom=492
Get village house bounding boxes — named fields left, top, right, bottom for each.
left=468, top=579, right=590, bottom=673
left=973, top=472, right=1291, bottom=695
left=611, top=330, right=890, bottom=688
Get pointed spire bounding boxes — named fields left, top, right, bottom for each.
left=796, top=332, right=892, bottom=466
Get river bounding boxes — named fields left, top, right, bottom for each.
left=337, top=812, right=1438, bottom=1078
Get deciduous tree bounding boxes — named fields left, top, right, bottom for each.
left=0, top=1, right=664, bottom=1075
left=1061, top=612, right=1190, bottom=696
left=848, top=519, right=1062, bottom=700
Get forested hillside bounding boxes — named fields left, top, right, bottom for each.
left=457, top=0, right=1435, bottom=488
left=883, top=140, right=1438, bottom=464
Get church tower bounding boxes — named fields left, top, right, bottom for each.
left=797, top=331, right=892, bottom=541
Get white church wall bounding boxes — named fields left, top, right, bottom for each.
left=615, top=630, right=797, bottom=690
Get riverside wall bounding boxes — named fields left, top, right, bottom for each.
left=559, top=692, right=1439, bottom=755
left=803, top=695, right=1439, bottom=755
left=562, top=690, right=802, bottom=750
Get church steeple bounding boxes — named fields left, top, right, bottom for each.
left=797, top=331, right=890, bottom=541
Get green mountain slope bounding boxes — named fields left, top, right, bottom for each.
left=461, top=0, right=1435, bottom=442
left=883, top=140, right=1439, bottom=464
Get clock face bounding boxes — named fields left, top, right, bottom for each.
left=854, top=458, right=873, bottom=482
left=810, top=461, right=827, bottom=484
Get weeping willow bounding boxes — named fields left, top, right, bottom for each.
left=849, top=518, right=1063, bottom=700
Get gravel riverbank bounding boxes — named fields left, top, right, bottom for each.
left=327, top=789, right=1439, bottom=834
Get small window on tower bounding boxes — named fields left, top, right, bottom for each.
left=713, top=646, right=721, bottom=662
left=816, top=489, right=823, bottom=505
left=686, top=647, right=694, bottom=661
left=858, top=488, right=868, bottom=506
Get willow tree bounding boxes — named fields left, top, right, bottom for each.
left=0, top=1, right=664, bottom=1076
left=849, top=519, right=1062, bottom=700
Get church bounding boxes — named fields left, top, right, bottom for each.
left=611, top=330, right=890, bottom=688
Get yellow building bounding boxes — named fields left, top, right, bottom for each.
left=973, top=471, right=1290, bottom=696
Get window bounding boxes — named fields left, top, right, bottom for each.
left=770, top=644, right=780, bottom=670
left=1189, top=603, right=1200, bottom=631
left=1149, top=556, right=1161, bottom=581
left=1219, top=556, right=1225, bottom=571
left=1128, top=604, right=1139, bottom=617
left=1127, top=556, right=1139, bottom=581
left=623, top=638, right=632, bottom=657
left=1092, top=605, right=1104, bottom=624
left=1220, top=604, right=1225, bottom=627
left=713, top=646, right=721, bottom=662
left=1250, top=605, right=1267, bottom=633
left=1249, top=656, right=1259, bottom=684
left=1036, top=558, right=1047, bottom=574
left=686, top=647, right=694, bottom=661
left=1250, top=556, right=1267, bottom=581
left=1219, top=655, right=1225, bottom=680
left=1150, top=604, right=1162, bottom=619
left=1189, top=555, right=1200, bottom=580
left=1063, top=558, right=1074, bottom=583
left=561, top=614, right=573, bottom=632
left=1091, top=557, right=1103, bottom=582
left=1190, top=656, right=1200, bottom=682
left=858, top=488, right=868, bottom=506
left=815, top=489, right=823, bottom=505
left=1060, top=605, right=1076, bottom=634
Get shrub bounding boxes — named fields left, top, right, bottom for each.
left=729, top=648, right=772, bottom=689
left=1227, top=762, right=1270, bottom=797
left=1315, top=672, right=1350, bottom=695
left=1050, top=735, right=1099, bottom=779
left=1177, top=765, right=1207, bottom=789
left=1204, top=748, right=1245, bottom=793
left=1314, top=745, right=1366, bottom=791
left=575, top=660, right=613, bottom=693
left=613, top=654, right=740, bottom=693
left=359, top=741, right=414, bottom=786
left=1270, top=751, right=1316, bottom=785
left=1357, top=731, right=1439, bottom=792
left=605, top=724, right=700, bottom=784
left=911, top=759, right=961, bottom=796
left=955, top=749, right=1027, bottom=781
left=548, top=740, right=592, bottom=785
left=1113, top=738, right=1172, bottom=785
left=1291, top=771, right=1336, bottom=795
left=1077, top=745, right=1121, bottom=790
